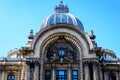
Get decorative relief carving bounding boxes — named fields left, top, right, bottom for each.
left=45, top=35, right=79, bottom=63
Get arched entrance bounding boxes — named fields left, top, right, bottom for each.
left=40, top=33, right=83, bottom=80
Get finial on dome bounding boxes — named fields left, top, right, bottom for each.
left=60, top=0, right=63, bottom=4
left=54, top=1, right=69, bottom=13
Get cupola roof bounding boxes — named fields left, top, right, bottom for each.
left=41, top=1, right=84, bottom=31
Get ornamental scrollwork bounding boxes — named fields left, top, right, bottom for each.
left=45, top=36, right=79, bottom=63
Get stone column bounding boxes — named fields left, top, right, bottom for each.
left=1, top=65, right=5, bottom=80
left=40, top=60, right=44, bottom=80
left=33, top=63, right=39, bottom=80
left=116, top=72, right=119, bottom=80
left=119, top=70, right=120, bottom=80
left=93, top=63, right=99, bottom=80
left=26, top=62, right=30, bottom=80
left=51, top=64, right=55, bottom=80
left=2, top=71, right=4, bottom=80
left=18, top=70, right=21, bottom=80
left=99, top=67, right=103, bottom=80
left=118, top=65, right=120, bottom=80
left=84, top=63, right=90, bottom=80
left=68, top=64, right=71, bottom=80
left=79, top=53, right=83, bottom=80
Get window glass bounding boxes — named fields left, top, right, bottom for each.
left=68, top=17, right=73, bottom=25
left=109, top=74, right=116, bottom=80
left=45, top=70, right=51, bottom=80
left=72, top=70, right=78, bottom=80
left=62, top=14, right=67, bottom=23
left=12, top=75, right=15, bottom=79
left=7, top=75, right=15, bottom=80
left=56, top=70, right=67, bottom=80
left=56, top=14, right=61, bottom=23
left=48, top=15, right=54, bottom=26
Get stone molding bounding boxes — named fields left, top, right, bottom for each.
left=40, top=33, right=84, bottom=80
left=83, top=58, right=99, bottom=63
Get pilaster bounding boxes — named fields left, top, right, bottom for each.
left=93, top=63, right=99, bottom=80
left=118, top=65, right=120, bottom=80
left=79, top=52, right=83, bottom=80
left=84, top=63, right=90, bottom=80
left=26, top=62, right=30, bottom=80
left=119, top=70, right=120, bottom=80
left=33, top=63, right=39, bottom=80
left=18, top=70, right=21, bottom=80
left=1, top=66, right=4, bottom=80
left=2, top=71, right=4, bottom=80
left=51, top=64, right=55, bottom=80
left=99, top=66, right=103, bottom=80
left=68, top=64, right=72, bottom=80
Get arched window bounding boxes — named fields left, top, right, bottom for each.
left=109, top=74, right=116, bottom=80
left=7, top=72, right=15, bottom=80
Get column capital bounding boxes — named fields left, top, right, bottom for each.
left=83, top=58, right=99, bottom=64
left=67, top=64, right=72, bottom=69
left=26, top=58, right=40, bottom=65
left=26, top=61, right=31, bottom=65
left=51, top=64, right=56, bottom=69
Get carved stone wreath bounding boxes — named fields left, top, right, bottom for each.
left=45, top=35, right=79, bottom=63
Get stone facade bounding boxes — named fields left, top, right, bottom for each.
left=0, top=1, right=120, bottom=80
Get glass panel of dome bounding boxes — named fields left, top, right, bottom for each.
left=76, top=18, right=84, bottom=30
left=62, top=14, right=67, bottom=23
left=56, top=14, right=61, bottom=23
left=47, top=15, right=54, bottom=26
left=68, top=16, right=73, bottom=25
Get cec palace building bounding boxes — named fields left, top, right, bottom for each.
left=0, top=1, right=120, bottom=80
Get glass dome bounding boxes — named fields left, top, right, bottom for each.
left=41, top=1, right=84, bottom=31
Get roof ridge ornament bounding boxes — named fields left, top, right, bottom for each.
left=54, top=0, right=69, bottom=13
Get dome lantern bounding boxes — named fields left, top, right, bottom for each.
left=54, top=1, right=69, bottom=13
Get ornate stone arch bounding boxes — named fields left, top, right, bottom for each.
left=39, top=32, right=84, bottom=80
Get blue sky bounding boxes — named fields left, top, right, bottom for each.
left=0, top=0, right=120, bottom=57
